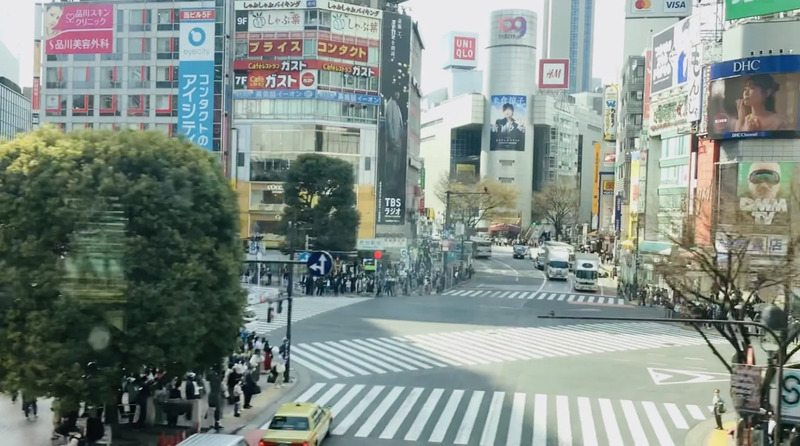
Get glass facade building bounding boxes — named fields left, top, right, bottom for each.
left=0, top=78, right=31, bottom=140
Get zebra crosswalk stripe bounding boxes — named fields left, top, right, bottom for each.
left=291, top=322, right=726, bottom=380
left=274, top=384, right=711, bottom=444
left=440, top=288, right=628, bottom=305
left=245, top=296, right=371, bottom=335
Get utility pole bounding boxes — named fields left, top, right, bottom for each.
left=442, top=191, right=451, bottom=286
left=633, top=213, right=641, bottom=300
left=284, top=221, right=295, bottom=383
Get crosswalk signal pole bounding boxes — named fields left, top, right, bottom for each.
left=284, top=221, right=295, bottom=383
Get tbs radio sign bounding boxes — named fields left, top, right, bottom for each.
left=497, top=16, right=527, bottom=40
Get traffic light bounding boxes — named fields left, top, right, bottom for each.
left=267, top=305, right=274, bottom=323
left=277, top=300, right=283, bottom=314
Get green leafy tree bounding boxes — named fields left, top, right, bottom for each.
left=281, top=154, right=359, bottom=252
left=0, top=127, right=244, bottom=419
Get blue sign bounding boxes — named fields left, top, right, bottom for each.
left=232, top=89, right=381, bottom=105
left=178, top=11, right=215, bottom=151
left=298, top=252, right=310, bottom=262
left=709, top=55, right=800, bottom=81
left=307, top=251, right=333, bottom=277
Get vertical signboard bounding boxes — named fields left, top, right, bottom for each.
left=178, top=9, right=216, bottom=151
left=489, top=95, right=527, bottom=151
left=375, top=11, right=411, bottom=225
left=603, top=85, right=618, bottom=141
left=614, top=194, right=623, bottom=233
left=44, top=3, right=114, bottom=55
left=643, top=49, right=652, bottom=122
left=685, top=18, right=703, bottom=122
left=592, top=142, right=600, bottom=218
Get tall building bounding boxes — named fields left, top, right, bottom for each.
left=34, top=0, right=232, bottom=164
left=542, top=0, right=594, bottom=93
left=230, top=0, right=423, bottom=248
left=0, top=40, right=30, bottom=140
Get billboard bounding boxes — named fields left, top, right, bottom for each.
left=538, top=59, right=569, bottom=90
left=626, top=0, right=692, bottom=18
left=248, top=39, right=303, bottom=57
left=177, top=9, right=216, bottom=151
left=592, top=143, right=600, bottom=217
left=706, top=55, right=800, bottom=140
left=245, top=70, right=317, bottom=90
left=649, top=95, right=689, bottom=136
left=603, top=85, right=618, bottom=141
left=331, top=12, right=381, bottom=40
left=489, top=95, right=527, bottom=151
left=442, top=32, right=478, bottom=69
left=234, top=59, right=378, bottom=78
left=318, top=40, right=369, bottom=62
left=644, top=50, right=652, bottom=121
left=490, top=11, right=537, bottom=48
left=598, top=172, right=616, bottom=231
left=234, top=0, right=382, bottom=19
left=44, top=3, right=114, bottom=54
left=375, top=11, right=411, bottom=226
left=650, top=16, right=700, bottom=95
left=717, top=161, right=797, bottom=257
left=244, top=10, right=304, bottom=32
left=724, top=0, right=799, bottom=20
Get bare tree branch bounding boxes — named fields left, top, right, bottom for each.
left=692, top=323, right=733, bottom=373
left=531, top=184, right=579, bottom=241
left=435, top=174, right=518, bottom=230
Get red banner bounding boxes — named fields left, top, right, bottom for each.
left=32, top=77, right=41, bottom=111
left=247, top=70, right=317, bottom=90
left=233, top=59, right=378, bottom=77
left=317, top=40, right=368, bottom=63
left=248, top=39, right=303, bottom=57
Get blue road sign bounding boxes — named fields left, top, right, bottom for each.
left=307, top=251, right=333, bottom=277
left=298, top=252, right=310, bottom=262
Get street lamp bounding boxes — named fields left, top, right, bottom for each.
left=442, top=187, right=488, bottom=288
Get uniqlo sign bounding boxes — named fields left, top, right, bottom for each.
left=453, top=36, right=476, bottom=61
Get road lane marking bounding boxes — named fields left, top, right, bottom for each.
left=430, top=389, right=464, bottom=443
left=687, top=404, right=706, bottom=420
left=295, top=383, right=326, bottom=402
left=577, top=397, right=598, bottom=446
left=532, top=394, right=547, bottom=446
left=621, top=399, right=650, bottom=446
left=556, top=395, right=572, bottom=446
left=479, top=391, right=505, bottom=446
left=642, top=401, right=675, bottom=446
left=315, top=383, right=345, bottom=406
left=355, top=386, right=403, bottom=437
left=454, top=390, right=484, bottom=444
left=332, top=385, right=383, bottom=435
left=664, top=403, right=689, bottom=429
left=599, top=398, right=624, bottom=445
left=404, top=388, right=444, bottom=441
left=379, top=387, right=424, bottom=439
left=330, top=384, right=365, bottom=421
left=506, top=392, right=526, bottom=446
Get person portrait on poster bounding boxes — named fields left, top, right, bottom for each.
left=489, top=95, right=526, bottom=151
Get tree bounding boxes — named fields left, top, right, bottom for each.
left=531, top=183, right=579, bottom=241
left=281, top=153, right=359, bottom=252
left=435, top=175, right=518, bottom=229
left=0, top=127, right=244, bottom=420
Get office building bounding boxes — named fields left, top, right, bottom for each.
left=34, top=0, right=232, bottom=163
left=230, top=0, right=423, bottom=247
left=0, top=77, right=32, bottom=141
left=542, top=0, right=595, bottom=93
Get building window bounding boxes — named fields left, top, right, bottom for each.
left=364, top=157, right=371, bottom=171
left=72, top=67, right=95, bottom=89
left=127, top=67, right=150, bottom=88
left=127, top=95, right=149, bottom=116
left=45, top=94, right=65, bottom=116
left=99, top=95, right=119, bottom=116
left=100, top=67, right=120, bottom=88
left=72, top=95, right=94, bottom=117
left=129, top=9, right=152, bottom=32
left=634, top=114, right=642, bottom=125
left=155, top=66, right=177, bottom=88
left=154, top=123, right=172, bottom=135
left=128, top=38, right=151, bottom=60
left=100, top=38, right=124, bottom=61
left=45, top=67, right=64, bottom=88
left=155, top=94, right=173, bottom=116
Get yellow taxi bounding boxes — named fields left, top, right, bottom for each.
left=259, top=401, right=333, bottom=446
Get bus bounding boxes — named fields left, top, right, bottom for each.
left=472, top=237, right=492, bottom=259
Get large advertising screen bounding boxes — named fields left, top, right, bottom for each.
left=177, top=9, right=216, bottom=151
left=375, top=11, right=412, bottom=226
left=489, top=95, right=527, bottom=151
left=707, top=55, right=800, bottom=140
left=44, top=3, right=114, bottom=54
left=650, top=16, right=700, bottom=96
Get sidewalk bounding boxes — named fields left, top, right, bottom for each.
left=684, top=413, right=738, bottom=446
left=0, top=364, right=309, bottom=446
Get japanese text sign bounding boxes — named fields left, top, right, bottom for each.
left=317, top=40, right=368, bottom=63
left=247, top=10, right=304, bottom=31
left=538, top=59, right=570, bottom=89
left=248, top=39, right=303, bottom=57
left=246, top=70, right=317, bottom=90
left=44, top=4, right=114, bottom=55
left=234, top=59, right=378, bottom=77
left=330, top=12, right=380, bottom=40
left=178, top=9, right=215, bottom=151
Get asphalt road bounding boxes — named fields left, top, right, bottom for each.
left=242, top=246, right=732, bottom=446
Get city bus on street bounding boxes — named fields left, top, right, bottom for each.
left=472, top=237, right=492, bottom=259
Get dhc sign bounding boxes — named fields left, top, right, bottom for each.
left=710, top=54, right=800, bottom=80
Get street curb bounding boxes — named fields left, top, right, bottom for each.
left=684, top=413, right=737, bottom=446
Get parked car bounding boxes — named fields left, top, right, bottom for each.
left=512, top=245, right=528, bottom=259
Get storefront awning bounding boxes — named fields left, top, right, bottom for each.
left=639, top=241, right=673, bottom=255
left=490, top=224, right=520, bottom=233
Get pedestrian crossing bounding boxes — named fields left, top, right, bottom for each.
left=289, top=322, right=725, bottom=379
left=442, top=288, right=626, bottom=305
left=266, top=382, right=713, bottom=446
left=245, top=297, right=371, bottom=335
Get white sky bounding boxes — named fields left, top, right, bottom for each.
left=0, top=0, right=625, bottom=89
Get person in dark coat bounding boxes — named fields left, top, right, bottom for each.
left=206, top=367, right=224, bottom=431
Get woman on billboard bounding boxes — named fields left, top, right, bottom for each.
left=734, top=74, right=791, bottom=132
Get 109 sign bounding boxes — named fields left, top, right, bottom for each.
left=384, top=197, right=402, bottom=217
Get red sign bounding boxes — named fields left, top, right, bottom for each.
left=180, top=9, right=214, bottom=20
left=248, top=39, right=303, bottom=57
left=234, top=59, right=378, bottom=77
left=643, top=49, right=652, bottom=121
left=453, top=36, right=476, bottom=61
left=317, top=40, right=368, bottom=63
left=246, top=71, right=317, bottom=90
left=32, top=77, right=41, bottom=111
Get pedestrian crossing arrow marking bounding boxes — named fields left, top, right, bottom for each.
left=647, top=367, right=730, bottom=386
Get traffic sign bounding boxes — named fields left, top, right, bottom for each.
left=647, top=367, right=729, bottom=385
left=307, top=251, right=333, bottom=277
left=298, top=252, right=310, bottom=262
